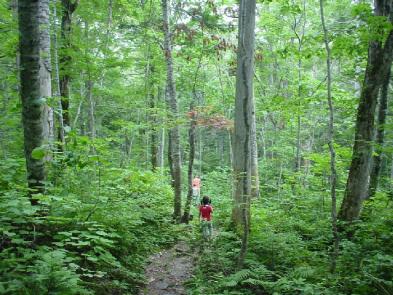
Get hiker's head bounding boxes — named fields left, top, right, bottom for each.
left=202, top=196, right=210, bottom=205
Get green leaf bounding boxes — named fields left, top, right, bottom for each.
left=31, top=147, right=46, bottom=160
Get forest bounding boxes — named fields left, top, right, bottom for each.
left=0, top=0, right=393, bottom=294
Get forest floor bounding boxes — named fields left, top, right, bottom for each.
left=139, top=236, right=196, bottom=295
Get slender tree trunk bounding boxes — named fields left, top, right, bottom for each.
left=339, top=1, right=393, bottom=222
left=320, top=0, right=339, bottom=273
left=40, top=1, right=52, bottom=147
left=368, top=69, right=391, bottom=199
left=159, top=128, right=165, bottom=169
left=294, top=1, right=306, bottom=173
left=228, top=129, right=233, bottom=168
left=157, top=86, right=165, bottom=170
left=150, top=94, right=159, bottom=171
left=181, top=101, right=197, bottom=223
left=198, top=128, right=203, bottom=175
left=232, top=0, right=256, bottom=269
left=59, top=0, right=79, bottom=128
left=52, top=0, right=65, bottom=149
left=295, top=115, right=301, bottom=171
left=250, top=98, right=260, bottom=198
left=162, top=0, right=182, bottom=221
left=86, top=80, right=96, bottom=140
left=18, top=0, right=51, bottom=204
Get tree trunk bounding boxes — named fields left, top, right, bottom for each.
left=86, top=80, right=95, bottom=140
left=52, top=0, right=65, bottom=149
left=162, top=0, right=182, bottom=221
left=320, top=0, right=339, bottom=273
left=18, top=0, right=52, bottom=204
left=59, top=0, right=79, bottom=128
left=368, top=68, right=391, bottom=199
left=250, top=97, right=260, bottom=198
left=181, top=101, right=197, bottom=223
left=293, top=1, right=306, bottom=173
left=232, top=0, right=256, bottom=269
left=158, top=127, right=165, bottom=169
left=339, top=1, right=393, bottom=222
left=295, top=115, right=301, bottom=171
left=150, top=94, right=159, bottom=171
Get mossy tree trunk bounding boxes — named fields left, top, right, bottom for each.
left=232, top=0, right=256, bottom=268
left=339, top=0, right=393, bottom=223
left=18, top=0, right=52, bottom=204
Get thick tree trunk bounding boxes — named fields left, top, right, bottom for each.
left=162, top=0, right=182, bottom=221
left=320, top=0, right=339, bottom=273
left=368, top=69, right=391, bottom=199
left=232, top=0, right=256, bottom=269
left=339, top=1, right=393, bottom=222
left=59, top=0, right=79, bottom=128
left=18, top=0, right=51, bottom=204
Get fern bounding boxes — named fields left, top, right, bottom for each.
left=221, top=269, right=253, bottom=287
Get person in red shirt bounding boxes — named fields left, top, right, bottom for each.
left=199, top=196, right=213, bottom=240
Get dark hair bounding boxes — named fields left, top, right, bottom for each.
left=202, top=196, right=210, bottom=205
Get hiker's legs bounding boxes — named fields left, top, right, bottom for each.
left=207, top=221, right=213, bottom=239
left=192, top=188, right=200, bottom=206
left=201, top=220, right=212, bottom=240
left=201, top=221, right=209, bottom=239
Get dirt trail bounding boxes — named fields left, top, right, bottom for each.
left=139, top=240, right=195, bottom=295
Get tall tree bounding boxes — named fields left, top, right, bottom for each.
left=162, top=0, right=182, bottom=221
left=52, top=0, right=65, bottom=148
left=232, top=0, right=256, bottom=268
left=150, top=94, right=159, bottom=171
left=319, top=0, right=339, bottom=273
left=18, top=0, right=52, bottom=203
left=368, top=69, right=391, bottom=199
left=250, top=98, right=260, bottom=198
left=59, top=0, right=79, bottom=128
left=339, top=0, right=393, bottom=222
left=181, top=100, right=197, bottom=224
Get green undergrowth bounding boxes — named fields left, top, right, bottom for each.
left=187, top=177, right=393, bottom=295
left=0, top=158, right=179, bottom=294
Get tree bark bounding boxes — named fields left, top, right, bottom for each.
left=18, top=0, right=52, bottom=204
left=320, top=0, right=339, bottom=273
left=59, top=0, right=79, bottom=128
left=250, top=97, right=260, bottom=198
left=162, top=0, right=182, bottom=221
left=232, top=0, right=256, bottom=269
left=181, top=100, right=197, bottom=223
left=52, top=0, right=65, bottom=149
left=150, top=94, right=159, bottom=171
left=159, top=128, right=165, bottom=169
left=368, top=68, right=391, bottom=199
left=339, top=1, right=393, bottom=222
left=86, top=80, right=95, bottom=140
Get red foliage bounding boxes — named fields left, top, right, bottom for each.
left=186, top=107, right=233, bottom=130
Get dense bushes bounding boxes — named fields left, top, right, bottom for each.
left=0, top=158, right=177, bottom=294
left=188, top=170, right=393, bottom=295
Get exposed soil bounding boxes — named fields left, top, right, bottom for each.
left=139, top=240, right=195, bottom=295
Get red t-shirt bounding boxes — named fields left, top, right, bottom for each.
left=199, top=205, right=213, bottom=221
